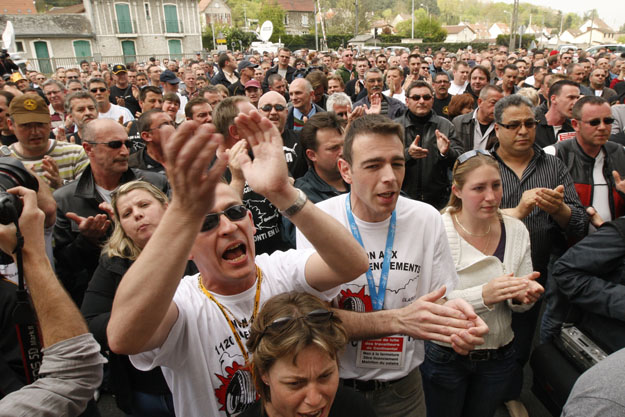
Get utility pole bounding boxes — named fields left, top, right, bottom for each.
left=314, top=1, right=319, bottom=51
left=412, top=0, right=415, bottom=39
left=354, top=0, right=359, bottom=37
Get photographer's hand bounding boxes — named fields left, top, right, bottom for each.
left=0, top=187, right=46, bottom=258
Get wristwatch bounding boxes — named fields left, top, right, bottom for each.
left=278, top=188, right=308, bottom=218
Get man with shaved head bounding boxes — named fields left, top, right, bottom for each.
left=286, top=78, right=325, bottom=131
left=258, top=91, right=307, bottom=179
left=53, top=118, right=169, bottom=303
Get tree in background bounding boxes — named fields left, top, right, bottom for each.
left=257, top=0, right=286, bottom=41
left=396, top=9, right=447, bottom=42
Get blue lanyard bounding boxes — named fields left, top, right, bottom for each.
left=344, top=193, right=397, bottom=311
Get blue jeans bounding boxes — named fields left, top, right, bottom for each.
left=420, top=341, right=516, bottom=417
left=127, top=391, right=175, bottom=417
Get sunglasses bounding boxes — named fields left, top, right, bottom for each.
left=90, top=87, right=107, bottom=93
left=457, top=149, right=493, bottom=164
left=259, top=309, right=334, bottom=341
left=580, top=117, right=614, bottom=127
left=408, top=94, right=433, bottom=101
left=86, top=139, right=131, bottom=149
left=259, top=104, right=286, bottom=112
left=67, top=76, right=79, bottom=80
left=200, top=204, right=248, bottom=232
left=497, top=119, right=537, bottom=130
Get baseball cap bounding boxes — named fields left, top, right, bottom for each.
left=244, top=79, right=261, bottom=90
left=112, top=64, right=127, bottom=74
left=160, top=70, right=180, bottom=84
left=238, top=60, right=258, bottom=72
left=9, top=94, right=51, bottom=124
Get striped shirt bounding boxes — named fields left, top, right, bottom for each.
left=493, top=144, right=587, bottom=273
left=10, top=140, right=89, bottom=190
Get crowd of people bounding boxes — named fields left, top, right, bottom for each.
left=0, top=42, right=625, bottom=417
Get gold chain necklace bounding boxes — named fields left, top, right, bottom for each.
left=197, top=266, right=262, bottom=361
left=454, top=213, right=491, bottom=237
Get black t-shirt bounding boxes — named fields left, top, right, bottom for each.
left=479, top=121, right=490, bottom=136
left=109, top=85, right=141, bottom=117
left=0, top=134, right=17, bottom=146
left=433, top=95, right=452, bottom=120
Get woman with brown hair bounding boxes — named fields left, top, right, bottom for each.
left=420, top=151, right=543, bottom=417
left=241, top=292, right=377, bottom=417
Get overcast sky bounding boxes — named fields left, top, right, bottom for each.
left=499, top=0, right=624, bottom=33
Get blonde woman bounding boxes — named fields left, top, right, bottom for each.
left=420, top=151, right=543, bottom=417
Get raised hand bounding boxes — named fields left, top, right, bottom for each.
left=233, top=111, right=294, bottom=207
left=41, top=156, right=63, bottom=189
left=66, top=212, right=111, bottom=244
left=408, top=135, right=429, bottom=159
left=613, top=171, right=625, bottom=194
left=435, top=129, right=450, bottom=155
left=536, top=185, right=565, bottom=215
left=365, top=93, right=382, bottom=115
left=162, top=121, right=227, bottom=218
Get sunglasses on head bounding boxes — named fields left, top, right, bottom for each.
left=200, top=204, right=248, bottom=232
left=457, top=149, right=493, bottom=165
left=90, top=87, right=107, bottom=93
left=259, top=104, right=286, bottom=112
left=408, top=94, right=433, bottom=101
left=86, top=139, right=131, bottom=149
left=497, top=119, right=537, bottom=130
left=259, top=309, right=334, bottom=341
left=580, top=117, right=614, bottom=127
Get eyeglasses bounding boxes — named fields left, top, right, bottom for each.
left=67, top=76, right=79, bottom=80
left=200, top=204, right=248, bottom=232
left=259, top=104, right=286, bottom=112
left=90, top=87, right=107, bottom=93
left=497, top=119, right=537, bottom=130
left=86, top=139, right=131, bottom=149
left=148, top=121, right=175, bottom=131
left=580, top=117, right=614, bottom=126
left=434, top=80, right=450, bottom=84
left=335, top=111, right=348, bottom=118
left=407, top=94, right=433, bottom=101
left=259, top=309, right=334, bottom=341
left=457, top=149, right=493, bottom=164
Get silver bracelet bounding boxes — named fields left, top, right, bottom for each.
left=278, top=188, right=308, bottom=218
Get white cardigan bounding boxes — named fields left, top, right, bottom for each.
left=439, top=209, right=534, bottom=350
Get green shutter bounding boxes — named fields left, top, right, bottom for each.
left=168, top=39, right=182, bottom=60
left=164, top=5, right=179, bottom=33
left=115, top=3, right=133, bottom=33
left=73, top=40, right=92, bottom=60
left=121, top=40, right=136, bottom=64
left=33, top=41, right=52, bottom=74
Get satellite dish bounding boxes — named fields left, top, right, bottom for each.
left=259, top=21, right=273, bottom=42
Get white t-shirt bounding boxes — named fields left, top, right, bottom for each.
left=591, top=150, right=611, bottom=233
left=383, top=89, right=406, bottom=104
left=98, top=103, right=134, bottom=124
left=296, top=195, right=458, bottom=381
left=449, top=81, right=468, bottom=95
left=130, top=249, right=337, bottom=417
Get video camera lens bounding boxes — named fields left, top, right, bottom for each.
left=0, top=157, right=39, bottom=225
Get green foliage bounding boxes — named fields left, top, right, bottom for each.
left=617, top=35, right=625, bottom=45
left=202, top=25, right=258, bottom=50
left=395, top=12, right=446, bottom=42
left=496, top=34, right=536, bottom=49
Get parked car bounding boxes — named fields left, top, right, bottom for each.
left=585, top=44, right=625, bottom=55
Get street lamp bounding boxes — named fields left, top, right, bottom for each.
left=420, top=3, right=430, bottom=22
left=504, top=10, right=514, bottom=52
left=412, top=0, right=414, bottom=39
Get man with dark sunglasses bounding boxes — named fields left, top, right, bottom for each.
left=395, top=80, right=462, bottom=209
left=107, top=110, right=370, bottom=417
left=258, top=91, right=307, bottom=179
left=53, top=118, right=168, bottom=304
left=491, top=94, right=586, bottom=414
left=544, top=96, right=625, bottom=234
left=87, top=77, right=134, bottom=125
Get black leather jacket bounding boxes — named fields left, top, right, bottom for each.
left=53, top=166, right=169, bottom=304
left=394, top=110, right=461, bottom=208
left=451, top=109, right=498, bottom=153
left=550, top=138, right=625, bottom=234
